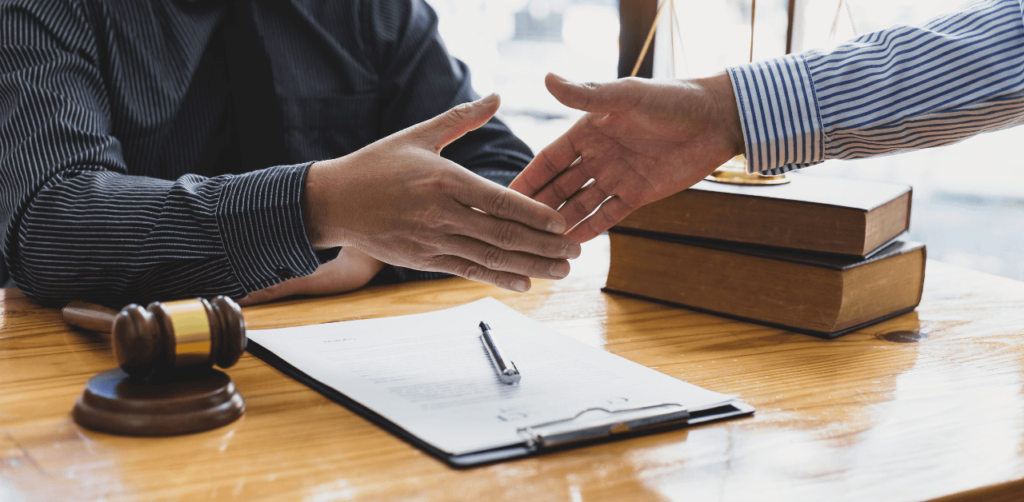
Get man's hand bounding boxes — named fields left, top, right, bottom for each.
left=509, top=73, right=744, bottom=242
left=303, top=94, right=580, bottom=293
left=238, top=248, right=384, bottom=306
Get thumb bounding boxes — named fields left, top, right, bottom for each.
left=545, top=73, right=638, bottom=114
left=413, top=93, right=501, bottom=153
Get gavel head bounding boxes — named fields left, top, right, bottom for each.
left=112, top=296, right=246, bottom=378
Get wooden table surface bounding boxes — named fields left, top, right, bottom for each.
left=2, top=235, right=1024, bottom=501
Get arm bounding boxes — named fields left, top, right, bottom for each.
left=511, top=0, right=1024, bottom=241
left=732, top=0, right=1024, bottom=174
left=0, top=2, right=326, bottom=307
left=5, top=1, right=569, bottom=309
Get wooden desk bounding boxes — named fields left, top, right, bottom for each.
left=2, top=235, right=1023, bottom=501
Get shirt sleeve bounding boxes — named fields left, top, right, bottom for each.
left=359, top=0, right=534, bottom=283
left=727, top=0, right=1024, bottom=175
left=0, top=2, right=325, bottom=307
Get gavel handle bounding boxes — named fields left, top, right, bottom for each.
left=62, top=301, right=119, bottom=333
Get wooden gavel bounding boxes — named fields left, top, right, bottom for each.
left=63, top=296, right=247, bottom=378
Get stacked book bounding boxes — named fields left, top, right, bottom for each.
left=604, top=176, right=926, bottom=339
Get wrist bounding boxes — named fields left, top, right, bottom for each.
left=703, top=72, right=745, bottom=157
left=303, top=160, right=341, bottom=249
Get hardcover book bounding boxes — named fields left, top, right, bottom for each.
left=604, top=229, right=926, bottom=338
left=613, top=176, right=912, bottom=257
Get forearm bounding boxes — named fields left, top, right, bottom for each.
left=728, top=0, right=1024, bottom=174
left=7, top=165, right=329, bottom=307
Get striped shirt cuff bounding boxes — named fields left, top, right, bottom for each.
left=216, top=162, right=323, bottom=293
left=727, top=54, right=825, bottom=175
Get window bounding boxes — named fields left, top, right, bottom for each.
left=426, top=0, right=619, bottom=152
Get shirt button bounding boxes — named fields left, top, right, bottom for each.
left=276, top=268, right=294, bottom=280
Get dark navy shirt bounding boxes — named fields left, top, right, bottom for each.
left=0, top=0, right=532, bottom=306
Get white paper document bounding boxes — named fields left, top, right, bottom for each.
left=248, top=298, right=741, bottom=456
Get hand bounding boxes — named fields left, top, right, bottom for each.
left=303, top=94, right=581, bottom=293
left=238, top=247, right=384, bottom=306
left=509, top=73, right=744, bottom=242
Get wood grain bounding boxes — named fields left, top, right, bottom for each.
left=2, top=235, right=1023, bottom=501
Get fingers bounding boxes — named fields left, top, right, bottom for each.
left=455, top=174, right=569, bottom=235
left=567, top=196, right=635, bottom=243
left=443, top=235, right=571, bottom=281
left=509, top=80, right=632, bottom=199
left=510, top=112, right=615, bottom=204
left=529, top=122, right=624, bottom=213
left=558, top=180, right=614, bottom=231
left=532, top=156, right=590, bottom=209
left=509, top=129, right=581, bottom=198
left=431, top=255, right=533, bottom=293
left=412, top=94, right=501, bottom=153
left=545, top=73, right=641, bottom=114
left=456, top=206, right=582, bottom=260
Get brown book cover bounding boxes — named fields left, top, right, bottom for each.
left=614, top=176, right=912, bottom=257
left=603, top=230, right=926, bottom=339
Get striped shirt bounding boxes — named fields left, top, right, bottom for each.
left=728, top=0, right=1024, bottom=175
left=0, top=0, right=531, bottom=307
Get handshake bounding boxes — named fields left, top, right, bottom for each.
left=242, top=72, right=742, bottom=305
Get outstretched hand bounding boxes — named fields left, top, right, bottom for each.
left=303, top=94, right=580, bottom=293
left=510, top=73, right=744, bottom=242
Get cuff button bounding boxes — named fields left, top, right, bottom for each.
left=276, top=268, right=294, bottom=280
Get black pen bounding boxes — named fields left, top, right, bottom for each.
left=479, top=321, right=520, bottom=384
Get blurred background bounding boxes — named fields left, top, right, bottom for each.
left=425, top=0, right=1024, bottom=281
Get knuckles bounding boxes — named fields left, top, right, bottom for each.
left=413, top=166, right=462, bottom=196
left=621, top=77, right=644, bottom=91
left=455, top=261, right=486, bottom=282
left=425, top=254, right=455, bottom=274
left=480, top=245, right=511, bottom=272
left=617, top=77, right=647, bottom=99
left=414, top=203, right=457, bottom=234
left=488, top=188, right=516, bottom=219
left=491, top=220, right=521, bottom=251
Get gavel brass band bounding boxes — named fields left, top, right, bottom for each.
left=160, top=299, right=213, bottom=368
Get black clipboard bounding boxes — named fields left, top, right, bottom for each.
left=248, top=341, right=754, bottom=468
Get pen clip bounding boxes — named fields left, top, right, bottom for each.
left=516, top=403, right=689, bottom=448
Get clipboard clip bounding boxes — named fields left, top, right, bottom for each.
left=516, top=403, right=689, bottom=449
